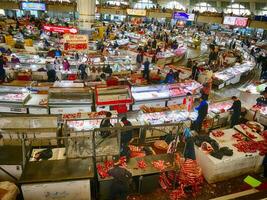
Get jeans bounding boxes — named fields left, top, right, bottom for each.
left=230, top=114, right=240, bottom=128
left=193, top=118, right=204, bottom=133
left=143, top=71, right=149, bottom=81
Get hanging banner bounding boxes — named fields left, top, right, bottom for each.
left=127, top=9, right=146, bottom=16
left=21, top=2, right=46, bottom=11
left=63, top=34, right=88, bottom=51
left=223, top=16, right=248, bottom=27
left=173, top=12, right=195, bottom=21
left=43, top=25, right=78, bottom=34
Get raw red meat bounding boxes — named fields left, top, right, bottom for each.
left=169, top=186, right=186, bottom=200
left=233, top=140, right=267, bottom=155
left=130, top=151, right=145, bottom=158
left=201, top=142, right=214, bottom=153
left=232, top=133, right=245, bottom=141
left=137, top=160, right=147, bottom=169
left=97, top=160, right=114, bottom=179
left=212, top=130, right=224, bottom=137
left=159, top=172, right=172, bottom=190
left=97, top=157, right=128, bottom=179
left=128, top=145, right=142, bottom=152
left=240, top=124, right=248, bottom=130
left=152, top=160, right=168, bottom=171
left=167, top=159, right=203, bottom=199
left=119, top=156, right=127, bottom=168
left=245, top=131, right=257, bottom=140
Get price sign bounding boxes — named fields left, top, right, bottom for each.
left=63, top=34, right=88, bottom=51
left=43, top=25, right=78, bottom=34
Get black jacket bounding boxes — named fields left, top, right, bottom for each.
left=108, top=166, right=132, bottom=184
left=229, top=100, right=241, bottom=115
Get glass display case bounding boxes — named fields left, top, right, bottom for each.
left=0, top=86, right=30, bottom=113
left=48, top=87, right=93, bottom=114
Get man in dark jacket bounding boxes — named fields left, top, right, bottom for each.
left=108, top=160, right=132, bottom=200
left=256, top=91, right=267, bottom=106
left=47, top=68, right=56, bottom=82
left=228, top=96, right=241, bottom=128
left=78, top=63, right=87, bottom=80
left=0, top=55, right=6, bottom=82
left=100, top=112, right=113, bottom=138
left=121, top=117, right=133, bottom=145
left=136, top=52, right=143, bottom=68
left=120, top=117, right=133, bottom=158
left=103, top=64, right=113, bottom=76
left=193, top=95, right=208, bottom=132
left=191, top=61, right=198, bottom=81
left=143, top=58, right=150, bottom=81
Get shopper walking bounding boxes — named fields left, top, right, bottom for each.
left=143, top=58, right=150, bottom=81
left=11, top=55, right=20, bottom=64
left=47, top=69, right=56, bottom=82
left=54, top=48, right=62, bottom=57
left=136, top=52, right=143, bottom=69
left=78, top=63, right=87, bottom=80
left=63, top=58, right=70, bottom=71
left=183, top=92, right=194, bottom=112
left=228, top=96, right=241, bottom=128
left=0, top=54, right=6, bottom=83
left=164, top=69, right=175, bottom=84
left=186, top=58, right=193, bottom=68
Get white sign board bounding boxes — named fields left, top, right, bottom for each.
left=22, top=179, right=91, bottom=200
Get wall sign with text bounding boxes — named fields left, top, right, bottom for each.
left=223, top=16, right=248, bottom=27
left=43, top=25, right=78, bottom=34
left=21, top=2, right=46, bottom=11
left=63, top=34, right=88, bottom=51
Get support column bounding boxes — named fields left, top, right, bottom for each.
left=250, top=2, right=256, bottom=14
left=216, top=1, right=222, bottom=13
left=77, top=0, right=95, bottom=29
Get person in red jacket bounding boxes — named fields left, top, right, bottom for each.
left=183, top=92, right=194, bottom=112
left=63, top=58, right=70, bottom=71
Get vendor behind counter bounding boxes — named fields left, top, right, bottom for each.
left=256, top=89, right=267, bottom=106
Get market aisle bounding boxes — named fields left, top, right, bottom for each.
left=174, top=42, right=208, bottom=66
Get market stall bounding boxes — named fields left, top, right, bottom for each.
left=131, top=84, right=169, bottom=110
left=97, top=153, right=178, bottom=200
left=131, top=81, right=202, bottom=110
left=95, top=85, right=133, bottom=113
left=0, top=115, right=59, bottom=145
left=213, top=61, right=255, bottom=89
left=195, top=128, right=265, bottom=183
left=167, top=81, right=202, bottom=106
left=155, top=47, right=186, bottom=66
left=48, top=87, right=93, bottom=114
left=207, top=100, right=233, bottom=129
left=25, top=94, right=48, bottom=114
left=20, top=158, right=93, bottom=200
left=0, top=86, right=30, bottom=114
